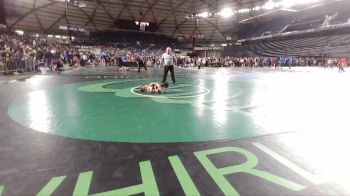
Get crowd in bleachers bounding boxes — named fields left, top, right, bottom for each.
left=217, top=56, right=347, bottom=69
left=188, top=56, right=348, bottom=72
left=0, top=31, right=194, bottom=73
left=97, top=46, right=168, bottom=67
left=1, top=31, right=349, bottom=74
left=0, top=32, right=185, bottom=73
left=0, top=32, right=82, bottom=73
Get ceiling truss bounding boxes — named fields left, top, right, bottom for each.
left=4, top=0, right=270, bottom=42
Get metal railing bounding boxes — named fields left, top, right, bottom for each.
left=0, top=56, right=35, bottom=74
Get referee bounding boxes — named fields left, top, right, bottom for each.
left=161, top=47, right=176, bottom=84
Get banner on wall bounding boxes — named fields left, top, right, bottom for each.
left=194, top=46, right=223, bottom=51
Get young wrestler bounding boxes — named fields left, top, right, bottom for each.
left=119, top=66, right=129, bottom=71
left=139, top=82, right=169, bottom=94
left=338, top=57, right=347, bottom=73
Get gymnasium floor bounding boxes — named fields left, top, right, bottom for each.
left=0, top=67, right=350, bottom=195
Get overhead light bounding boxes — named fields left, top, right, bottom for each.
left=280, top=0, right=295, bottom=8
left=238, top=8, right=250, bottom=13
left=262, top=0, right=321, bottom=10
left=48, top=35, right=54, bottom=38
left=262, top=0, right=277, bottom=10
left=78, top=1, right=87, bottom=8
left=34, top=34, right=39, bottom=37
left=280, top=8, right=299, bottom=12
left=186, top=0, right=321, bottom=21
left=15, top=30, right=24, bottom=35
left=252, top=6, right=262, bottom=11
left=59, top=25, right=68, bottom=30
left=218, top=8, right=233, bottom=18
left=198, top=12, right=209, bottom=18
left=284, top=0, right=321, bottom=8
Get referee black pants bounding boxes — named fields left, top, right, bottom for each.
left=138, top=64, right=147, bottom=72
left=162, top=65, right=175, bottom=84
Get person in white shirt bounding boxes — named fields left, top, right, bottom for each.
left=82, top=53, right=88, bottom=66
left=161, top=47, right=176, bottom=84
left=197, top=57, right=202, bottom=69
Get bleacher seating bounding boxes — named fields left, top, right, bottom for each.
left=236, top=1, right=350, bottom=39
left=89, top=31, right=179, bottom=47
left=331, top=11, right=350, bottom=25
left=283, top=15, right=326, bottom=32
left=224, top=27, right=350, bottom=57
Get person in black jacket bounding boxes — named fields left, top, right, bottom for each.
left=136, top=56, right=147, bottom=72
